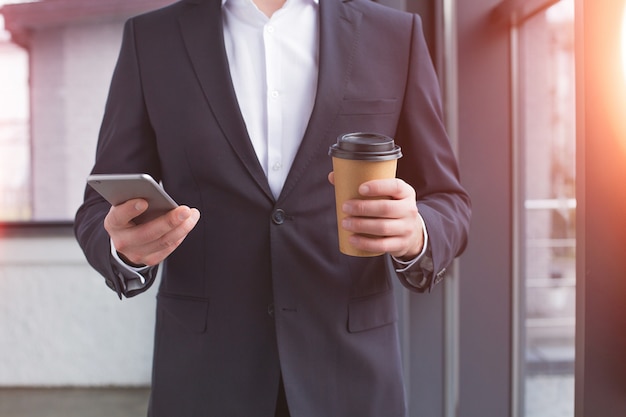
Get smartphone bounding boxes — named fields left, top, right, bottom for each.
left=87, top=173, right=179, bottom=224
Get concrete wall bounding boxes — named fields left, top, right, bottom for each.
left=0, top=231, right=158, bottom=386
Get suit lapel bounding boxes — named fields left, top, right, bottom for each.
left=178, top=0, right=274, bottom=200
left=177, top=0, right=362, bottom=202
left=279, top=0, right=363, bottom=201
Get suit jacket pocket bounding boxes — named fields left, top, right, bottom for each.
left=339, top=98, right=398, bottom=115
left=157, top=292, right=209, bottom=333
left=348, top=290, right=398, bottom=333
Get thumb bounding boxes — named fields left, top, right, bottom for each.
left=106, top=199, right=148, bottom=229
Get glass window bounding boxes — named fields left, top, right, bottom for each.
left=0, top=20, right=30, bottom=222
left=516, top=1, right=576, bottom=416
left=1, top=2, right=124, bottom=224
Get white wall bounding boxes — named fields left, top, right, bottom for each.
left=0, top=16, right=158, bottom=387
left=0, top=39, right=30, bottom=219
left=0, top=233, right=158, bottom=386
left=30, top=20, right=124, bottom=221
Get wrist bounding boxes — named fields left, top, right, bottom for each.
left=117, top=251, right=147, bottom=268
left=396, top=212, right=428, bottom=261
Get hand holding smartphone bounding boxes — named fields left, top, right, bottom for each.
left=87, top=173, right=179, bottom=224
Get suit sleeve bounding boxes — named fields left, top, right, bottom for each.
left=393, top=14, right=471, bottom=293
left=74, top=19, right=162, bottom=298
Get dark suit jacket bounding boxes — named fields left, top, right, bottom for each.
left=74, top=0, right=471, bottom=415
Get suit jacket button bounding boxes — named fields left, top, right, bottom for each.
left=272, top=209, right=286, bottom=225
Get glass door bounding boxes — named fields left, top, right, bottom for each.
left=515, top=1, right=576, bottom=416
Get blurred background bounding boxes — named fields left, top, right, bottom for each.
left=1, top=0, right=624, bottom=417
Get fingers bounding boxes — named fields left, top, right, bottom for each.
left=342, top=211, right=423, bottom=259
left=107, top=204, right=201, bottom=266
left=342, top=215, right=409, bottom=239
left=347, top=232, right=418, bottom=257
left=358, top=178, right=414, bottom=200
left=134, top=206, right=197, bottom=244
left=340, top=178, right=423, bottom=258
left=342, top=179, right=416, bottom=219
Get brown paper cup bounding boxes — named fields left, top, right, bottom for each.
left=329, top=133, right=402, bottom=257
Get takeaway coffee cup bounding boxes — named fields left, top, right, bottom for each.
left=329, top=132, right=402, bottom=257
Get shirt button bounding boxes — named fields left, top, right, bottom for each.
left=266, top=25, right=275, bottom=33
left=272, top=209, right=286, bottom=225
left=272, top=162, right=282, bottom=171
left=270, top=90, right=279, bottom=99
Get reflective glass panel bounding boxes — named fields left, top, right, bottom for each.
left=0, top=17, right=30, bottom=221
left=518, top=1, right=576, bottom=416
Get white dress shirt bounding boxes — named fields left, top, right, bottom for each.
left=223, top=0, right=319, bottom=199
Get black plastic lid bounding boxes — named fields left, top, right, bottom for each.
left=329, top=132, right=402, bottom=161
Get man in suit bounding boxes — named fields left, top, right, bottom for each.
left=74, top=0, right=471, bottom=415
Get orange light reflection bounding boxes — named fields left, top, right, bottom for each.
left=623, top=5, right=626, bottom=82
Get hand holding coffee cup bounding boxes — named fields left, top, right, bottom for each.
left=329, top=133, right=403, bottom=257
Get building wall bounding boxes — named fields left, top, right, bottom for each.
left=456, top=0, right=514, bottom=414
left=0, top=231, right=158, bottom=386
left=1, top=13, right=159, bottom=387
left=30, top=20, right=124, bottom=221
left=0, top=39, right=30, bottom=219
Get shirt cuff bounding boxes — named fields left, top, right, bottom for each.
left=110, top=238, right=148, bottom=285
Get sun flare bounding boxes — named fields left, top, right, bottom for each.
left=622, top=4, right=626, bottom=81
